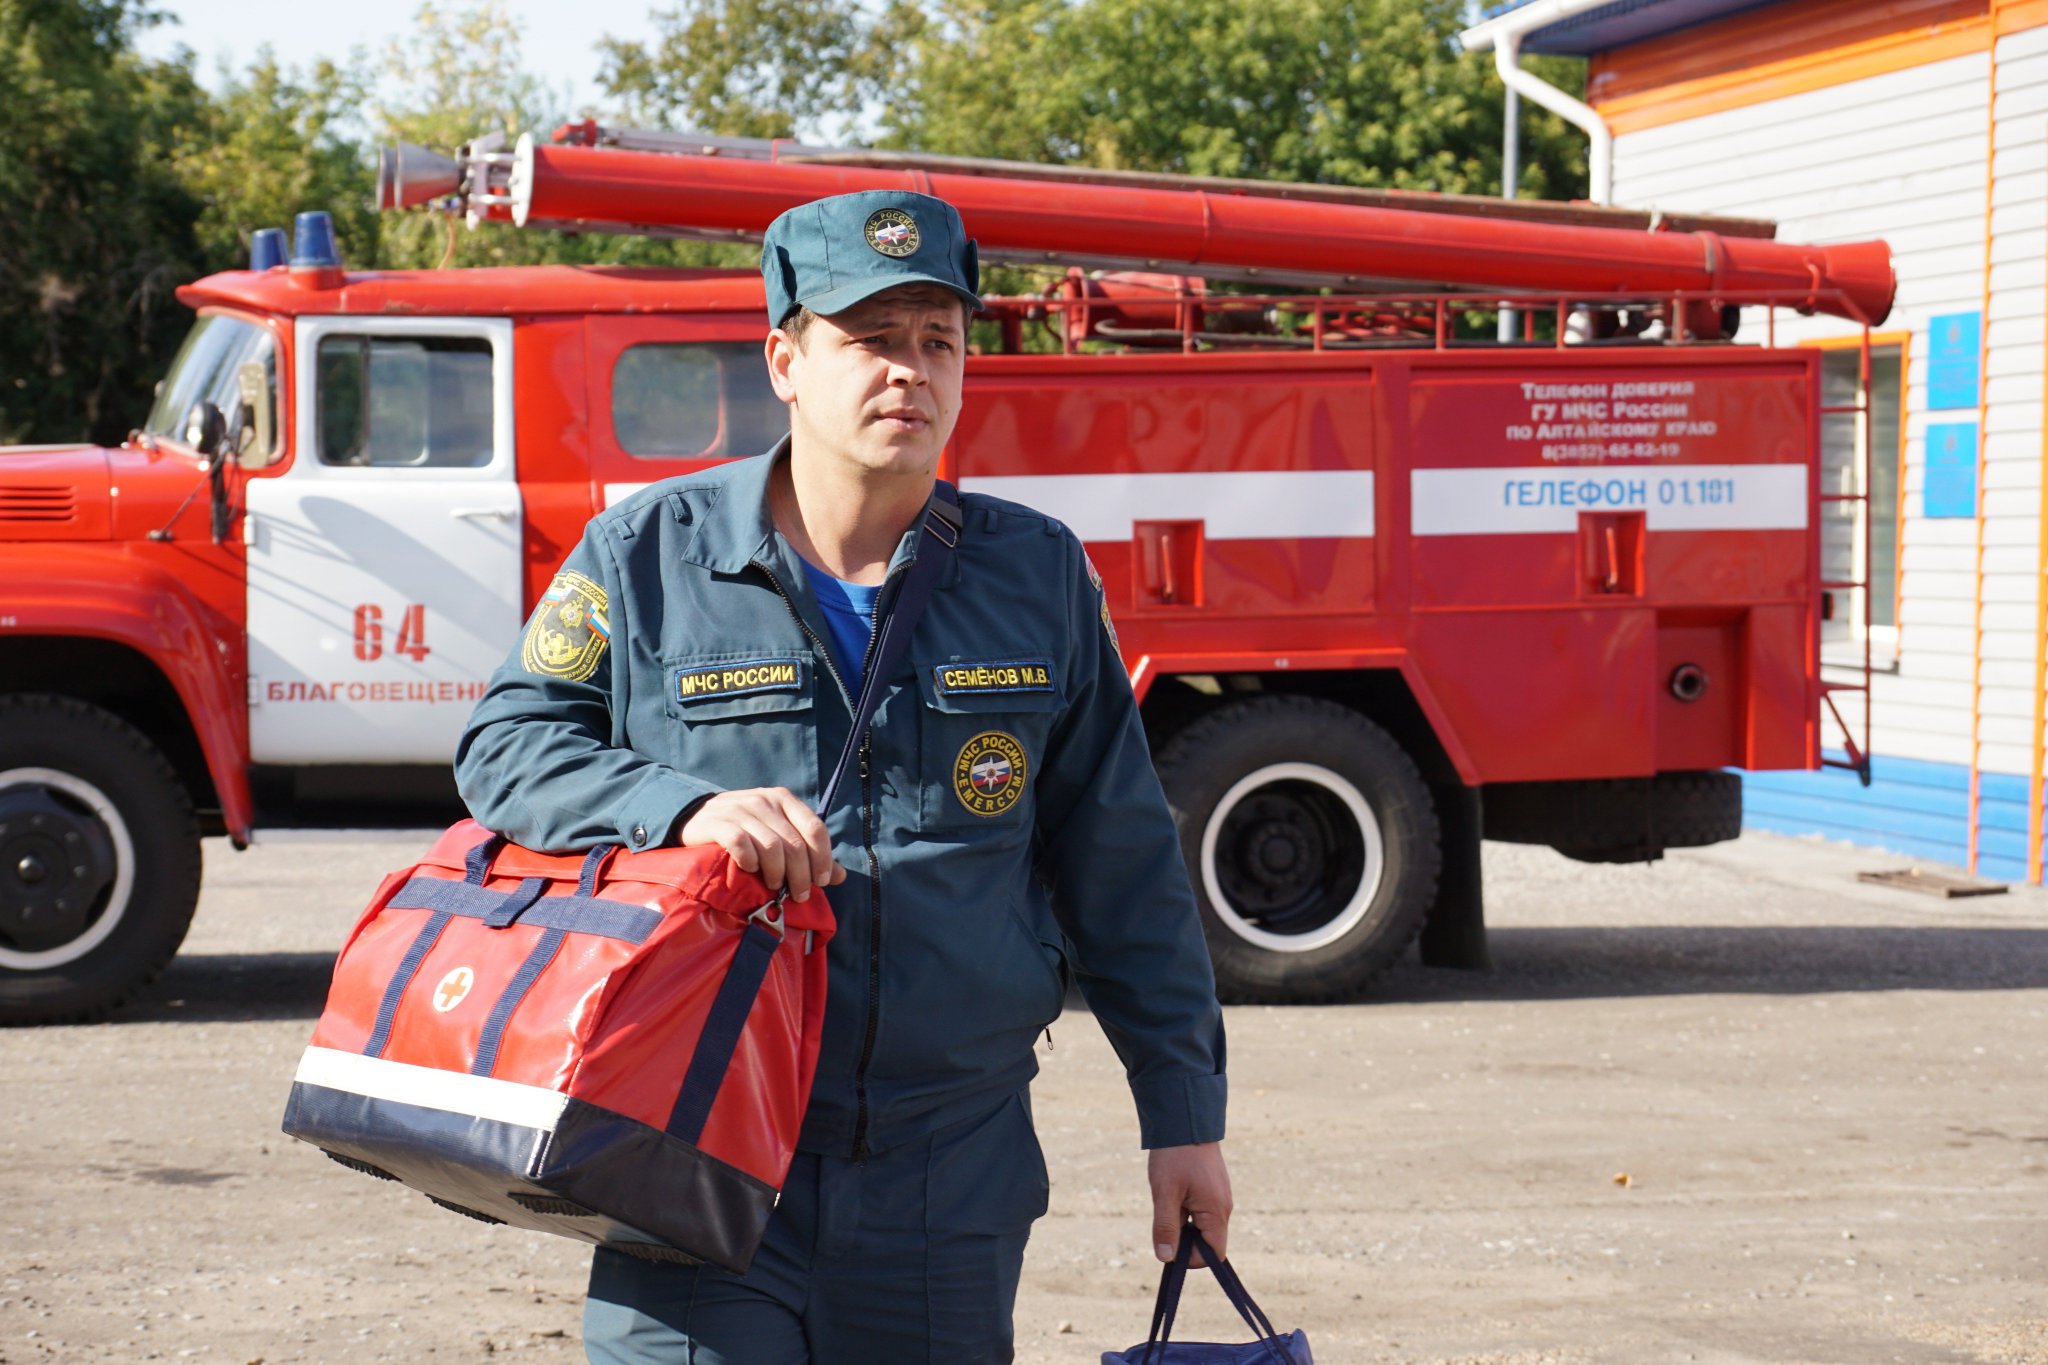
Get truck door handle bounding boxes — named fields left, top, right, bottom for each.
left=450, top=506, right=514, bottom=521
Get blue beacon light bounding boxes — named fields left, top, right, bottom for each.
left=249, top=228, right=287, bottom=271
left=290, top=211, right=344, bottom=269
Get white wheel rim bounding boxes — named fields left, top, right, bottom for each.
left=0, top=767, right=137, bottom=970
left=1199, top=762, right=1384, bottom=954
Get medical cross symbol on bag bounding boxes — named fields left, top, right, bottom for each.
left=432, top=966, right=475, bottom=1013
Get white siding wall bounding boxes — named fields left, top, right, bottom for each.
left=1985, top=24, right=2048, bottom=785
left=1613, top=45, right=2044, bottom=793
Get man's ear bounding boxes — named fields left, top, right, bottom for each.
left=764, top=328, right=800, bottom=405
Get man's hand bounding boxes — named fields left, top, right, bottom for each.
left=1148, top=1141, right=1232, bottom=1265
left=677, top=788, right=845, bottom=901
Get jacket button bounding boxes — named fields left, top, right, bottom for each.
left=632, top=825, right=647, bottom=844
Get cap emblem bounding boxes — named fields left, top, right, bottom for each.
left=865, top=208, right=921, bottom=258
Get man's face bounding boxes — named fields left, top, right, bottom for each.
left=767, top=283, right=967, bottom=480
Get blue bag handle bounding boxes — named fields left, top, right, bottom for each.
left=1140, top=1223, right=1292, bottom=1365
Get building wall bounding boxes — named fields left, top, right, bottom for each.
left=1605, top=29, right=2048, bottom=882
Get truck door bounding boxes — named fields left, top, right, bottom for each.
left=245, top=317, right=522, bottom=765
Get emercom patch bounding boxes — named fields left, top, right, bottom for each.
left=932, top=660, right=1055, bottom=696
left=674, top=658, right=804, bottom=703
left=953, top=731, right=1028, bottom=817
left=521, top=571, right=611, bottom=682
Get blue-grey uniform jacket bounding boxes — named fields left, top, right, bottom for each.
left=455, top=446, right=1226, bottom=1161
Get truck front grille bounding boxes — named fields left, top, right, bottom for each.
left=0, top=486, right=75, bottom=522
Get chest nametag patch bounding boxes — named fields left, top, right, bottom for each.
left=674, top=658, right=805, bottom=703
left=932, top=660, right=1055, bottom=696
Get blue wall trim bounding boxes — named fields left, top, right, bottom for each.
left=1740, top=753, right=2040, bottom=884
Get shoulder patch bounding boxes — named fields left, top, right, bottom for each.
left=933, top=660, right=1055, bottom=696
left=675, top=657, right=804, bottom=703
left=521, top=571, right=611, bottom=681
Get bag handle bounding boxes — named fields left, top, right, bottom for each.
left=817, top=482, right=960, bottom=819
left=458, top=835, right=614, bottom=926
left=1140, top=1224, right=1292, bottom=1365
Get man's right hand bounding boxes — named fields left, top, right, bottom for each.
left=677, top=788, right=846, bottom=902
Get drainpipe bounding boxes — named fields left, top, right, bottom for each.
left=1461, top=1, right=1616, bottom=205
left=1499, top=85, right=1522, bottom=342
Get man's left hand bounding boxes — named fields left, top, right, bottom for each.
left=1148, top=1141, right=1232, bottom=1265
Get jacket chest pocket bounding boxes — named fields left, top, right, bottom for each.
left=664, top=651, right=820, bottom=801
left=916, top=658, right=1064, bottom=831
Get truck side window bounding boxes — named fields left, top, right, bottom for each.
left=144, top=315, right=279, bottom=457
left=317, top=335, right=494, bottom=468
left=611, top=342, right=787, bottom=460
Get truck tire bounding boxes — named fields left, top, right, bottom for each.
left=0, top=695, right=201, bottom=1024
left=1483, top=770, right=1742, bottom=864
left=1155, top=696, right=1440, bottom=1003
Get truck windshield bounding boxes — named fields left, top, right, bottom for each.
left=144, top=315, right=278, bottom=455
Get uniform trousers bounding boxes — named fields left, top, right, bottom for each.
left=583, top=1090, right=1048, bottom=1364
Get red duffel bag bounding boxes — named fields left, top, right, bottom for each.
left=280, top=821, right=833, bottom=1272
left=281, top=487, right=961, bottom=1272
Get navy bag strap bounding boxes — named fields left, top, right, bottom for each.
left=665, top=482, right=960, bottom=1146
left=1140, top=1224, right=1294, bottom=1365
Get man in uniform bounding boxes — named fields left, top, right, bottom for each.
left=455, top=189, right=1229, bottom=1363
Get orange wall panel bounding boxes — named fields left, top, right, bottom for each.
left=1591, top=0, right=1991, bottom=134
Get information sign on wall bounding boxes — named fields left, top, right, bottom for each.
left=1924, top=422, right=1978, bottom=518
left=1926, top=312, right=1980, bottom=410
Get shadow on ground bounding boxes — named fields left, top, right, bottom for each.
left=1368, top=923, right=2048, bottom=1003
left=117, top=951, right=339, bottom=1024
left=110, top=922, right=2048, bottom=1027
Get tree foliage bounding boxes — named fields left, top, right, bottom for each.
left=4, top=0, right=1588, bottom=442
left=599, top=0, right=1588, bottom=199
left=0, top=0, right=210, bottom=443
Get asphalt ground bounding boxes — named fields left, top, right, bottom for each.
left=3, top=829, right=2045, bottom=1364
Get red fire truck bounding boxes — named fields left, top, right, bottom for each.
left=0, top=125, right=1894, bottom=1023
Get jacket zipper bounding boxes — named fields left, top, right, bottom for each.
left=755, top=557, right=903, bottom=1164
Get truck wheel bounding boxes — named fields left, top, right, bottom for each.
left=1155, top=697, right=1440, bottom=1003
left=0, top=695, right=201, bottom=1024
left=1482, top=770, right=1742, bottom=864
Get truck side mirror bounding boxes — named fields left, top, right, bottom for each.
left=183, top=400, right=226, bottom=459
left=233, top=361, right=278, bottom=468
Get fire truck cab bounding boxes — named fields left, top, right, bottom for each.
left=0, top=132, right=1895, bottom=1024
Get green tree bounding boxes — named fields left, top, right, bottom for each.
left=166, top=54, right=376, bottom=272
left=598, top=0, right=1587, bottom=199
left=0, top=0, right=213, bottom=443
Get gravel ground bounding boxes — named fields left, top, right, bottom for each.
left=3, top=829, right=2045, bottom=1363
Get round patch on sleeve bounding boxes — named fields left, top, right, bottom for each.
left=864, top=208, right=921, bottom=258
left=953, top=730, right=1028, bottom=817
left=521, top=570, right=611, bottom=681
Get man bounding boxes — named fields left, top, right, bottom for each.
left=455, top=189, right=1229, bottom=1363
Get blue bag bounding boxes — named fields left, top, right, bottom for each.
left=1103, top=1225, right=1313, bottom=1364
